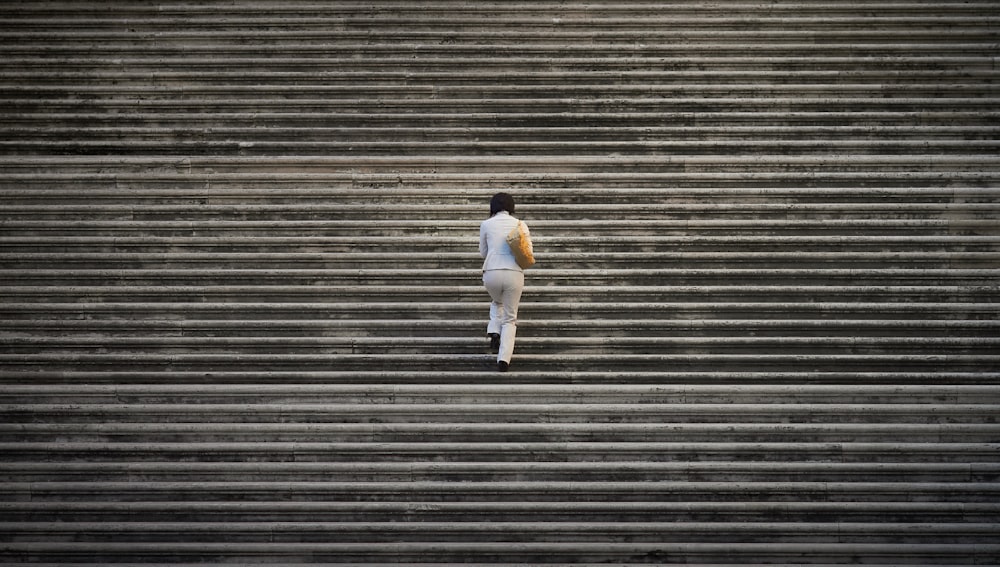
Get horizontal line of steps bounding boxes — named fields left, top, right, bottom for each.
left=5, top=113, right=998, bottom=131
left=4, top=2, right=998, bottom=15
left=2, top=284, right=994, bottom=301
left=0, top=236, right=979, bottom=247
left=5, top=402, right=998, bottom=424
left=9, top=75, right=996, bottom=87
left=4, top=336, right=996, bottom=356
left=1, top=155, right=997, bottom=174
left=4, top=439, right=997, bottom=461
left=6, top=10, right=998, bottom=21
left=1, top=542, right=998, bottom=565
left=5, top=421, right=1000, bottom=441
left=3, top=371, right=995, bottom=386
left=6, top=36, right=997, bottom=50
left=7, top=72, right=998, bottom=89
left=5, top=41, right=999, bottom=53
left=4, top=253, right=999, bottom=269
left=2, top=354, right=996, bottom=374
left=4, top=172, right=997, bottom=187
left=6, top=480, right=1000, bottom=500
left=2, top=183, right=995, bottom=197
left=5, top=268, right=997, bottom=285
left=9, top=202, right=997, bottom=216
left=7, top=7, right=995, bottom=17
left=4, top=500, right=999, bottom=523
left=4, top=125, right=999, bottom=143
left=7, top=141, right=1000, bottom=157
left=8, top=50, right=1000, bottom=62
left=6, top=219, right=996, bottom=232
left=6, top=58, right=998, bottom=72
left=3, top=520, right=999, bottom=545
left=10, top=35, right=999, bottom=53
left=4, top=228, right=996, bottom=243
left=4, top=183, right=995, bottom=195
left=4, top=14, right=998, bottom=29
left=5, top=460, right=999, bottom=482
left=3, top=301, right=994, bottom=317
left=6, top=383, right=997, bottom=404
left=5, top=315, right=997, bottom=331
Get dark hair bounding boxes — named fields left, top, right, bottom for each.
left=490, top=192, right=515, bottom=216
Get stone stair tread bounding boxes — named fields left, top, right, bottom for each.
left=2, top=370, right=995, bottom=387
left=5, top=459, right=998, bottom=472
left=3, top=520, right=999, bottom=544
left=5, top=382, right=999, bottom=400
left=7, top=478, right=1000, bottom=493
left=0, top=542, right=997, bottom=565
left=4, top=439, right=996, bottom=459
left=5, top=402, right=998, bottom=423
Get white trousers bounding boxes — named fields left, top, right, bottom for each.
left=483, top=269, right=524, bottom=364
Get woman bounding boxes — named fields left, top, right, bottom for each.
left=479, top=192, right=532, bottom=372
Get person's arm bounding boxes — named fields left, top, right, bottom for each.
left=479, top=223, right=489, bottom=258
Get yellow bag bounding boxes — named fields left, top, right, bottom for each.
left=506, top=220, right=535, bottom=269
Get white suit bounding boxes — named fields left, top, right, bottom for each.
left=479, top=211, right=531, bottom=365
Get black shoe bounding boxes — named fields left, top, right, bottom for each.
left=498, top=361, right=509, bottom=372
left=488, top=333, right=500, bottom=353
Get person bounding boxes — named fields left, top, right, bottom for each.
left=479, top=192, right=532, bottom=372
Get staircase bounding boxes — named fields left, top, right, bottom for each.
left=2, top=1, right=999, bottom=564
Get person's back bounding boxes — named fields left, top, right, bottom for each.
left=479, top=210, right=521, bottom=272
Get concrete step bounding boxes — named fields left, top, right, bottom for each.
left=6, top=83, right=1000, bottom=98
left=4, top=402, right=999, bottom=425
left=5, top=235, right=998, bottom=254
left=7, top=138, right=1000, bottom=156
left=4, top=337, right=997, bottom=359
left=2, top=370, right=996, bottom=386
left=3, top=171, right=996, bottom=193
left=0, top=541, right=997, bottom=564
left=4, top=130, right=1000, bottom=157
left=6, top=383, right=998, bottom=405
left=3, top=300, right=995, bottom=321
left=4, top=251, right=1000, bottom=269
left=6, top=478, right=1000, bottom=502
left=0, top=155, right=992, bottom=174
left=4, top=438, right=997, bottom=463
left=5, top=219, right=997, bottom=238
left=2, top=155, right=998, bottom=174
left=2, top=353, right=996, bottom=374
left=5, top=112, right=999, bottom=133
left=4, top=499, right=1000, bottom=524
left=3, top=1, right=997, bottom=17
left=5, top=459, right=1000, bottom=482
left=3, top=520, right=999, bottom=545
left=1, top=284, right=994, bottom=304
left=5, top=42, right=999, bottom=59
left=4, top=12, right=997, bottom=33
left=4, top=316, right=997, bottom=335
left=2, top=183, right=994, bottom=202
left=4, top=268, right=997, bottom=286
left=6, top=202, right=999, bottom=221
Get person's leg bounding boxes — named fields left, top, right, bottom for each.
left=496, top=271, right=524, bottom=366
left=487, top=302, right=501, bottom=351
left=487, top=301, right=501, bottom=336
left=484, top=272, right=503, bottom=330
left=483, top=272, right=504, bottom=353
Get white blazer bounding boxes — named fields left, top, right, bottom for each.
left=479, top=211, right=530, bottom=272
